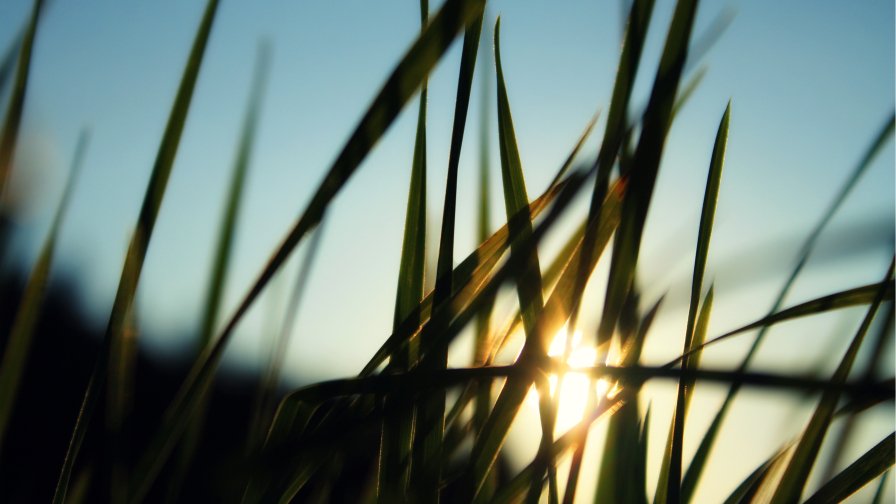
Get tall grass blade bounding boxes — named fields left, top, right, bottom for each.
left=722, top=445, right=791, bottom=504
left=597, top=0, right=697, bottom=351
left=770, top=259, right=894, bottom=503
left=166, top=43, right=270, bottom=502
left=661, top=102, right=728, bottom=504
left=0, top=0, right=43, bottom=199
left=802, top=432, right=894, bottom=504
left=52, top=1, right=221, bottom=501
left=0, top=129, right=87, bottom=452
left=415, top=5, right=483, bottom=500
left=128, top=1, right=486, bottom=499
left=380, top=1, right=429, bottom=499
left=682, top=113, right=895, bottom=499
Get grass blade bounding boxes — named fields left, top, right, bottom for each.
left=771, top=259, right=894, bottom=503
left=165, top=43, right=271, bottom=502
left=681, top=113, right=895, bottom=499
left=0, top=0, right=43, bottom=198
left=597, top=0, right=697, bottom=351
left=803, top=432, right=894, bottom=504
left=660, top=102, right=729, bottom=504
left=379, top=1, right=430, bottom=499
left=415, top=6, right=484, bottom=500
left=872, top=470, right=890, bottom=504
left=52, top=2, right=222, bottom=501
left=128, top=1, right=486, bottom=499
left=0, top=129, right=87, bottom=451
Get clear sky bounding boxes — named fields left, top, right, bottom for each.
left=0, top=0, right=893, bottom=501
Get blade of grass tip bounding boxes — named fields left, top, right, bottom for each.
left=0, top=128, right=87, bottom=452
left=662, top=102, right=728, bottom=504
left=681, top=112, right=895, bottom=500
left=128, top=1, right=487, bottom=501
left=52, top=2, right=221, bottom=502
left=592, top=0, right=655, bottom=206
left=486, top=18, right=554, bottom=504
left=771, top=258, right=895, bottom=504
left=415, top=7, right=483, bottom=501
left=166, top=43, right=271, bottom=502
left=472, top=16, right=494, bottom=483
left=0, top=0, right=43, bottom=200
left=379, top=1, right=429, bottom=500
left=872, top=470, right=891, bottom=504
left=597, top=0, right=697, bottom=357
left=803, top=431, right=895, bottom=504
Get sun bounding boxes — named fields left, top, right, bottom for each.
left=543, top=326, right=611, bottom=435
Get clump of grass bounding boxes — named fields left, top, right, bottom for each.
left=0, top=0, right=892, bottom=502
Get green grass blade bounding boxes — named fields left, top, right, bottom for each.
left=128, top=1, right=486, bottom=500
left=415, top=7, right=483, bottom=500
left=803, top=432, right=894, bottom=504
left=597, top=0, right=698, bottom=354
left=0, top=0, right=43, bottom=198
left=0, top=129, right=87, bottom=451
left=771, top=259, right=894, bottom=504
left=380, top=1, right=429, bottom=499
left=661, top=103, right=729, bottom=504
left=672, top=280, right=894, bottom=367
left=52, top=2, right=221, bottom=501
left=592, top=0, right=655, bottom=204
left=656, top=287, right=714, bottom=504
left=681, top=114, right=895, bottom=499
left=491, top=19, right=554, bottom=503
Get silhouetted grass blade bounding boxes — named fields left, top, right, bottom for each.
left=53, top=1, right=221, bottom=501
left=663, top=102, right=728, bottom=504
left=802, top=432, right=894, bottom=504
left=0, top=0, right=43, bottom=199
left=771, top=259, right=894, bottom=503
left=128, top=1, right=486, bottom=500
left=0, top=128, right=87, bottom=451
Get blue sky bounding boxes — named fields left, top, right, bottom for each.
left=0, top=0, right=893, bottom=500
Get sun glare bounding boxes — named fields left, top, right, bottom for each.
left=541, top=327, right=611, bottom=434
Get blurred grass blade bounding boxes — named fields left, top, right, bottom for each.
left=380, top=0, right=429, bottom=499
left=0, top=0, right=43, bottom=199
left=771, top=259, right=894, bottom=504
left=872, top=470, right=890, bottom=504
left=593, top=0, right=655, bottom=206
left=52, top=1, right=221, bottom=501
left=415, top=7, right=483, bottom=500
left=722, top=445, right=790, bottom=504
left=661, top=102, right=728, bottom=504
left=802, top=432, right=894, bottom=504
left=597, top=0, right=697, bottom=352
left=129, top=1, right=487, bottom=500
left=167, top=43, right=270, bottom=502
left=0, top=31, right=23, bottom=101
left=682, top=113, right=895, bottom=499
left=0, top=129, right=87, bottom=451
left=674, top=280, right=894, bottom=367
left=491, top=18, right=553, bottom=503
